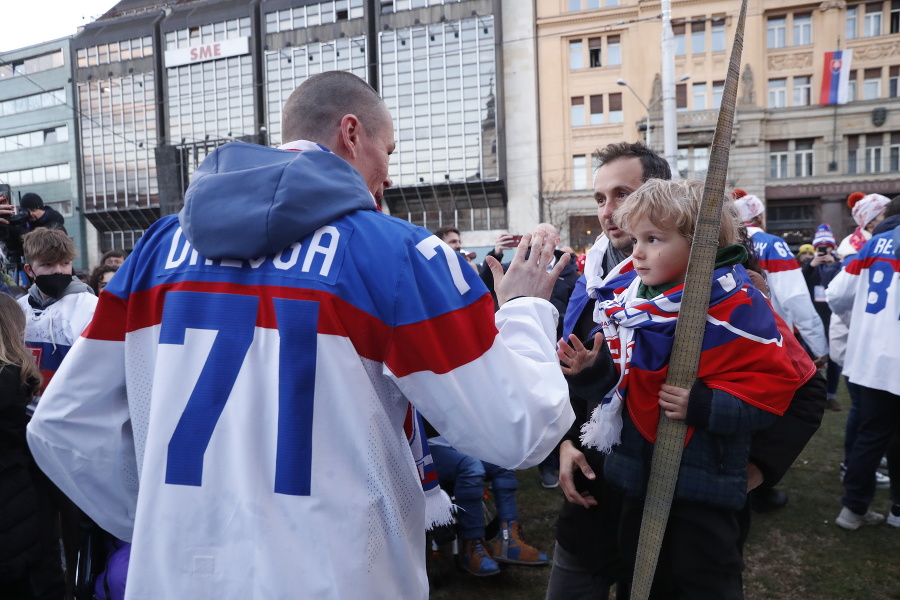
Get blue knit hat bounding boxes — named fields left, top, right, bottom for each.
left=812, top=223, right=836, bottom=248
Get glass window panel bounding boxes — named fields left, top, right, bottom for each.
left=847, top=7, right=858, bottom=39
left=569, top=40, right=583, bottom=70
left=767, top=16, right=786, bottom=48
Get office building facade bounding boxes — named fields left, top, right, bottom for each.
left=538, top=0, right=900, bottom=249
left=0, top=38, right=87, bottom=269
left=72, top=0, right=541, bottom=256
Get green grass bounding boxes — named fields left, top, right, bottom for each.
left=429, top=381, right=900, bottom=600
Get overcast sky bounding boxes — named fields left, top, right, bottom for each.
left=1, top=1, right=118, bottom=52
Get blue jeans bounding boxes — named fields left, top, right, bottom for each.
left=842, top=385, right=900, bottom=514
left=429, top=443, right=517, bottom=540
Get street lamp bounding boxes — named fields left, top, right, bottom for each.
left=617, top=74, right=690, bottom=148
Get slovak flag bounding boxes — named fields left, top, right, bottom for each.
left=820, top=49, right=853, bottom=104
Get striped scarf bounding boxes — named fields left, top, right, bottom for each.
left=582, top=262, right=799, bottom=452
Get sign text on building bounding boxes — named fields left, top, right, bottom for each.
left=164, top=37, right=249, bottom=68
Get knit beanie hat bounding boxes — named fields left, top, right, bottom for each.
left=812, top=224, right=836, bottom=248
left=848, top=192, right=890, bottom=228
left=797, top=243, right=815, bottom=256
left=732, top=189, right=765, bottom=223
left=20, top=192, right=44, bottom=210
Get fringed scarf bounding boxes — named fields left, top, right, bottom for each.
left=404, top=405, right=454, bottom=528
left=581, top=262, right=801, bottom=452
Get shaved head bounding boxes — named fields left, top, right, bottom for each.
left=282, top=71, right=391, bottom=146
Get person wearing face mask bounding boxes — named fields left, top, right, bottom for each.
left=17, top=228, right=97, bottom=404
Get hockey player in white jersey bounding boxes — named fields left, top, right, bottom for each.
left=733, top=190, right=828, bottom=364
left=26, top=72, right=574, bottom=599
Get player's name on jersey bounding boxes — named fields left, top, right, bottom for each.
left=164, top=225, right=345, bottom=279
left=872, top=235, right=895, bottom=257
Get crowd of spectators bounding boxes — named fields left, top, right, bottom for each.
left=1, top=73, right=898, bottom=600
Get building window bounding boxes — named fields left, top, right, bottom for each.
left=890, top=66, right=899, bottom=97
left=847, top=6, right=859, bottom=39
left=607, top=35, right=621, bottom=66
left=587, top=0, right=600, bottom=8
left=691, top=21, right=705, bottom=54
left=0, top=125, right=68, bottom=153
left=866, top=146, right=883, bottom=172
left=864, top=67, right=882, bottom=99
left=589, top=38, right=602, bottom=68
left=693, top=82, right=707, bottom=110
left=677, top=146, right=709, bottom=179
left=889, top=132, right=900, bottom=171
left=0, top=163, right=71, bottom=186
left=676, top=83, right=687, bottom=111
left=570, top=40, right=583, bottom=70
left=770, top=141, right=789, bottom=178
left=795, top=139, right=814, bottom=177
left=767, top=16, right=787, bottom=48
left=571, top=97, right=586, bottom=127
left=608, top=92, right=623, bottom=123
left=892, top=0, right=900, bottom=32
left=712, top=81, right=724, bottom=108
left=673, top=23, right=686, bottom=56
left=866, top=134, right=883, bottom=172
left=590, top=95, right=604, bottom=125
left=793, top=76, right=811, bottom=106
left=0, top=50, right=64, bottom=79
left=768, top=78, right=787, bottom=108
left=711, top=17, right=726, bottom=52
left=0, top=89, right=66, bottom=117
left=793, top=13, right=812, bottom=45
left=573, top=155, right=588, bottom=190
left=848, top=70, right=858, bottom=101
left=865, top=3, right=882, bottom=36
left=569, top=0, right=581, bottom=11
left=848, top=135, right=859, bottom=174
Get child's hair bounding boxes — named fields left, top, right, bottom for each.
left=614, top=178, right=740, bottom=249
left=23, top=228, right=76, bottom=266
left=0, top=293, right=41, bottom=394
left=89, top=265, right=118, bottom=294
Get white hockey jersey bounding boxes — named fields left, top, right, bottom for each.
left=826, top=228, right=900, bottom=395
left=748, top=226, right=828, bottom=357
left=27, top=144, right=573, bottom=600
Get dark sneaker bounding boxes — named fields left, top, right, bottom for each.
left=540, top=469, right=559, bottom=489
left=750, top=487, right=788, bottom=513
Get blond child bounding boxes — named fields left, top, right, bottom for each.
left=558, top=179, right=809, bottom=598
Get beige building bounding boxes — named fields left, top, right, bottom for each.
left=537, top=0, right=900, bottom=250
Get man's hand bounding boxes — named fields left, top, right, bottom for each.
left=493, top=233, right=519, bottom=256
left=487, top=233, right=570, bottom=306
left=813, top=354, right=829, bottom=369
left=809, top=252, right=836, bottom=267
left=658, top=383, right=689, bottom=420
left=559, top=439, right=598, bottom=508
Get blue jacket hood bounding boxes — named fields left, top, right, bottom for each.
left=179, top=142, right=376, bottom=260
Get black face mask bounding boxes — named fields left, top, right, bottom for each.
left=34, top=273, right=72, bottom=298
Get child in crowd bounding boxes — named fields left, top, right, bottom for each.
left=558, top=179, right=809, bottom=598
